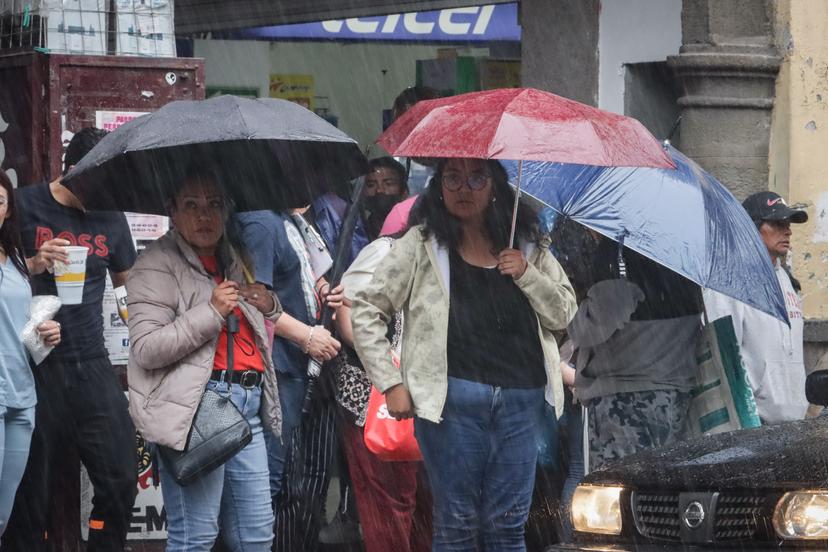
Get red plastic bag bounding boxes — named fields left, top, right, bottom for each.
left=363, top=386, right=422, bottom=462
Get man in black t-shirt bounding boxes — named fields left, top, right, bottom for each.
left=3, top=128, right=138, bottom=552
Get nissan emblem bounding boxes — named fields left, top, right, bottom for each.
left=683, top=501, right=706, bottom=529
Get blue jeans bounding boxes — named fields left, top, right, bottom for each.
left=414, top=377, right=544, bottom=552
left=158, top=380, right=273, bottom=552
left=0, top=406, right=35, bottom=537
left=264, top=371, right=306, bottom=499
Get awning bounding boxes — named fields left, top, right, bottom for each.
left=175, top=0, right=516, bottom=34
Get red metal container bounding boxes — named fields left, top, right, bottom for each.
left=0, top=51, right=204, bottom=187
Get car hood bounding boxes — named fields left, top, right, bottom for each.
left=584, top=417, right=828, bottom=491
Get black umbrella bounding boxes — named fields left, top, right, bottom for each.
left=62, top=95, right=368, bottom=214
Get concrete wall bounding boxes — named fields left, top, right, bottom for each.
left=598, top=0, right=682, bottom=114
left=194, top=38, right=488, bottom=151
left=268, top=41, right=487, bottom=151
left=194, top=39, right=272, bottom=99
left=520, top=0, right=600, bottom=105
left=624, top=62, right=681, bottom=141
left=769, top=0, right=828, bottom=321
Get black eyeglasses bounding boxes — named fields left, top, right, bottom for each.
left=442, top=172, right=492, bottom=192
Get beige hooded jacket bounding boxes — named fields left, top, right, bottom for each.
left=127, top=230, right=282, bottom=451
left=352, top=226, right=577, bottom=423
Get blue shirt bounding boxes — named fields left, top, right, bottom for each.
left=311, top=193, right=369, bottom=269
left=395, top=157, right=434, bottom=196
left=0, top=259, right=35, bottom=408
left=236, top=211, right=315, bottom=377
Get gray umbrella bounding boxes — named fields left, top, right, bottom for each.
left=62, top=95, right=368, bottom=214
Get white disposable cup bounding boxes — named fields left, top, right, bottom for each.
left=54, top=246, right=89, bottom=305
left=113, top=285, right=128, bottom=324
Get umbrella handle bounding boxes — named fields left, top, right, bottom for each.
left=617, top=232, right=628, bottom=279
left=508, top=159, right=523, bottom=249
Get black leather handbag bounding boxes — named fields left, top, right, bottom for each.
left=157, top=381, right=252, bottom=486
left=157, top=314, right=252, bottom=486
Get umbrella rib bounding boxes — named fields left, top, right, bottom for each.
left=490, top=90, right=528, bottom=158
left=588, top=118, right=613, bottom=166
left=232, top=100, right=252, bottom=141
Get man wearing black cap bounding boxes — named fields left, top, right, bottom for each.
left=704, top=191, right=809, bottom=424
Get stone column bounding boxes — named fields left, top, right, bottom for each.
left=668, top=0, right=781, bottom=199
left=520, top=0, right=600, bottom=106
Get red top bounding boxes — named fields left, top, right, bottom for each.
left=200, top=256, right=265, bottom=373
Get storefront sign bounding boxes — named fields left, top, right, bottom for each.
left=270, top=74, right=315, bottom=110
left=236, top=3, right=520, bottom=42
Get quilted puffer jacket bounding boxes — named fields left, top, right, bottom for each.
left=127, top=230, right=282, bottom=451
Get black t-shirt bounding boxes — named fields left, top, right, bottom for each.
left=446, top=250, right=547, bottom=389
left=16, top=183, right=137, bottom=362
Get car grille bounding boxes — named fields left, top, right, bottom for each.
left=634, top=493, right=681, bottom=540
left=633, top=492, right=763, bottom=542
left=714, top=494, right=764, bottom=540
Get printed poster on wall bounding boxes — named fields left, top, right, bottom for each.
left=101, top=274, right=129, bottom=363
left=95, top=110, right=149, bottom=132
left=269, top=73, right=315, bottom=110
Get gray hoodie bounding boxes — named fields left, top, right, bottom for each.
left=570, top=279, right=702, bottom=402
left=703, top=261, right=807, bottom=424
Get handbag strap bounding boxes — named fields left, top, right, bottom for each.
left=219, top=313, right=241, bottom=390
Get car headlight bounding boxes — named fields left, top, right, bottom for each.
left=774, top=491, right=828, bottom=539
left=571, top=485, right=624, bottom=535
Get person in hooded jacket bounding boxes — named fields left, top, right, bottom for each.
left=704, top=191, right=809, bottom=424
left=568, top=237, right=703, bottom=470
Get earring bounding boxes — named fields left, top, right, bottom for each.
left=492, top=196, right=497, bottom=203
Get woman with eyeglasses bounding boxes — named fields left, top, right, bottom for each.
left=126, top=168, right=282, bottom=551
left=352, top=158, right=577, bottom=551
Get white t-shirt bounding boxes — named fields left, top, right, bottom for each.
left=703, top=262, right=807, bottom=424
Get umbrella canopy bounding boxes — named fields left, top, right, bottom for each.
left=63, top=95, right=369, bottom=215
left=502, top=146, right=788, bottom=324
left=377, top=87, right=675, bottom=168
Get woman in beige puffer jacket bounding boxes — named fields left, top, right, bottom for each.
left=126, top=170, right=282, bottom=552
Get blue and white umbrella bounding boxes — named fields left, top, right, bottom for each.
left=503, top=145, right=787, bottom=324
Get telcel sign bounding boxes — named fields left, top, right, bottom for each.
left=236, top=3, right=520, bottom=42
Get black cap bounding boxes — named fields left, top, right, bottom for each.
left=742, top=191, right=808, bottom=224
